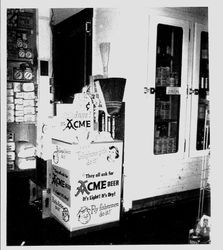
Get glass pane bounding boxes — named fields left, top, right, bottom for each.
left=196, top=31, right=210, bottom=150
left=154, top=24, right=183, bottom=155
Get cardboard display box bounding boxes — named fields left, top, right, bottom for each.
left=50, top=138, right=123, bottom=232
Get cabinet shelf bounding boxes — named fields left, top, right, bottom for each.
left=7, top=79, right=35, bottom=83
left=8, top=57, right=34, bottom=63
left=7, top=121, right=37, bottom=125
left=155, top=119, right=178, bottom=123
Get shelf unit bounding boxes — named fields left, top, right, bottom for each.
left=7, top=9, right=38, bottom=172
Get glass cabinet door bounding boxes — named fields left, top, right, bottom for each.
left=189, top=24, right=209, bottom=157
left=153, top=24, right=183, bottom=155
left=196, top=31, right=210, bottom=150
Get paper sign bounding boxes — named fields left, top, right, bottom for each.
left=166, top=87, right=181, bottom=95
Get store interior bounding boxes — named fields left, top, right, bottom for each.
left=5, top=7, right=210, bottom=245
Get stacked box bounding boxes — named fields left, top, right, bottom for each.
left=15, top=141, right=36, bottom=170
left=50, top=139, right=123, bottom=232
left=7, top=81, right=37, bottom=123
left=7, top=131, right=15, bottom=170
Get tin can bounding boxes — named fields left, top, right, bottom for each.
left=154, top=138, right=162, bottom=155
left=25, top=49, right=32, bottom=59
left=23, top=68, right=33, bottom=80
left=107, top=116, right=111, bottom=133
left=18, top=48, right=25, bottom=58
left=13, top=68, right=23, bottom=80
left=161, top=137, right=168, bottom=154
left=111, top=115, right=116, bottom=139
left=170, top=137, right=177, bottom=153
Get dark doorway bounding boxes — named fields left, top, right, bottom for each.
left=52, top=8, right=93, bottom=103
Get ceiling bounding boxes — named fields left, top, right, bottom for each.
left=52, top=8, right=84, bottom=25
left=52, top=7, right=208, bottom=25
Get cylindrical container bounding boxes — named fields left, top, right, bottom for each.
left=111, top=115, right=116, bottom=138
left=99, top=110, right=105, bottom=132
left=201, top=77, right=205, bottom=89
left=161, top=137, right=168, bottom=154
left=154, top=138, right=162, bottom=155
left=107, top=116, right=111, bottom=134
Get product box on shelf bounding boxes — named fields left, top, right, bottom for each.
left=7, top=96, right=14, bottom=104
left=7, top=104, right=15, bottom=111
left=7, top=89, right=14, bottom=96
left=15, top=156, right=36, bottom=169
left=50, top=138, right=123, bottom=232
left=7, top=160, right=15, bottom=171
left=7, top=141, right=16, bottom=151
left=14, top=98, right=24, bottom=105
left=15, top=92, right=24, bottom=99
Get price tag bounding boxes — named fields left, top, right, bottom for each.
left=166, top=87, right=181, bottom=95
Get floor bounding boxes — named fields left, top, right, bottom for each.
left=6, top=191, right=210, bottom=246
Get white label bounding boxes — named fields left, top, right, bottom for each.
left=166, top=87, right=181, bottom=95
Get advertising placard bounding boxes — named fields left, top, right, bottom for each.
left=51, top=140, right=123, bottom=232
left=52, top=93, right=94, bottom=143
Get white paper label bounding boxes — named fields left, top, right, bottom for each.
left=166, top=87, right=181, bottom=95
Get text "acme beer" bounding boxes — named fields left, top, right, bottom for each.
left=63, top=119, right=91, bottom=130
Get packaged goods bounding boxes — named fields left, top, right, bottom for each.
left=7, top=104, right=15, bottom=111
left=23, top=68, right=33, bottom=80
left=7, top=96, right=14, bottom=104
left=7, top=151, right=16, bottom=161
left=23, top=99, right=35, bottom=106
left=24, top=106, right=35, bottom=115
left=7, top=89, right=14, bottom=96
left=7, top=109, right=15, bottom=117
left=7, top=116, right=15, bottom=122
left=15, top=92, right=24, bottom=98
left=24, top=114, right=36, bottom=122
left=23, top=91, right=35, bottom=100
left=15, top=110, right=24, bottom=116
left=16, top=156, right=36, bottom=169
left=15, top=104, right=24, bottom=111
left=161, top=137, right=168, bottom=154
left=15, top=141, right=36, bottom=158
left=50, top=139, right=123, bottom=232
left=7, top=82, right=13, bottom=89
left=7, top=131, right=15, bottom=142
left=14, top=98, right=24, bottom=105
left=154, top=138, right=162, bottom=154
left=13, top=82, right=21, bottom=92
left=7, top=160, right=15, bottom=171
left=15, top=116, right=24, bottom=122
left=22, top=82, right=34, bottom=92
left=7, top=142, right=16, bottom=151
left=13, top=68, right=23, bottom=80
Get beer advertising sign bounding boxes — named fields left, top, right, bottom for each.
left=52, top=93, right=94, bottom=143
left=51, top=140, right=123, bottom=232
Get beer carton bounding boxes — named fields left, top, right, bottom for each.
left=50, top=139, right=123, bottom=232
